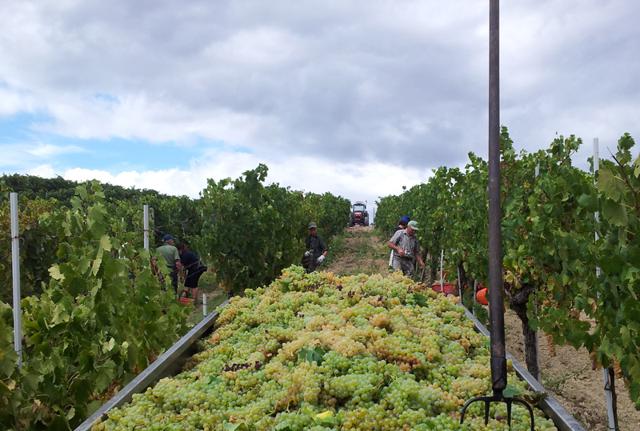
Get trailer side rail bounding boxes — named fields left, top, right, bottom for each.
left=464, top=308, right=586, bottom=431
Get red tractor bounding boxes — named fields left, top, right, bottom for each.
left=349, top=201, right=369, bottom=226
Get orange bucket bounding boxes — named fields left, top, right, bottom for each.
left=476, top=288, right=488, bottom=305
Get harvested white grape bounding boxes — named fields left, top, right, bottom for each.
left=93, top=267, right=557, bottom=431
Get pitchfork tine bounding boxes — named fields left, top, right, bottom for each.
left=460, top=396, right=486, bottom=425
left=513, top=398, right=536, bottom=431
left=484, top=400, right=491, bottom=425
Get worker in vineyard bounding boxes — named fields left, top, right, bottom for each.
left=397, top=215, right=410, bottom=231
left=156, top=234, right=182, bottom=293
left=178, top=241, right=207, bottom=305
left=302, top=222, right=328, bottom=273
left=388, top=220, right=424, bottom=276
left=389, top=215, right=410, bottom=268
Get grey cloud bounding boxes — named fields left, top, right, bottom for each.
left=0, top=0, right=638, bottom=172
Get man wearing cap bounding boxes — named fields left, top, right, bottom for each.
left=388, top=220, right=424, bottom=276
left=156, top=234, right=182, bottom=293
left=389, top=215, right=410, bottom=268
left=302, top=222, right=328, bottom=273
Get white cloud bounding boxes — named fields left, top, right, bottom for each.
left=0, top=143, right=85, bottom=169
left=0, top=86, right=36, bottom=116
left=59, top=151, right=427, bottom=212
left=36, top=94, right=271, bottom=147
left=26, top=143, right=84, bottom=157
left=26, top=164, right=56, bottom=178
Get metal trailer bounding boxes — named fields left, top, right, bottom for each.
left=75, top=301, right=586, bottom=431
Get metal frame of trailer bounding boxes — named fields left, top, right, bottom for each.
left=75, top=300, right=585, bottom=431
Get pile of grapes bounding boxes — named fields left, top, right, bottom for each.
left=94, top=267, right=557, bottom=431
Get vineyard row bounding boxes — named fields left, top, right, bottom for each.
left=0, top=164, right=351, bottom=430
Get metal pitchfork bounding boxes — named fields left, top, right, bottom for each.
left=460, top=1, right=535, bottom=430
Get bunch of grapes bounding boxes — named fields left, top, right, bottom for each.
left=93, top=266, right=558, bottom=431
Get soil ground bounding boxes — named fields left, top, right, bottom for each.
left=324, top=225, right=390, bottom=275
left=505, top=311, right=640, bottom=431
left=325, top=226, right=640, bottom=431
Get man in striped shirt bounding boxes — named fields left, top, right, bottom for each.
left=388, top=220, right=425, bottom=276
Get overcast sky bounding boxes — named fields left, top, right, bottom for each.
left=1, top=0, right=639, bottom=211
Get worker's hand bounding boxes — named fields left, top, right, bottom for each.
left=316, top=255, right=325, bottom=264
left=304, top=250, right=312, bottom=257
left=397, top=248, right=405, bottom=257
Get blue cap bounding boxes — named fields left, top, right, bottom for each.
left=162, top=234, right=175, bottom=242
left=400, top=215, right=410, bottom=224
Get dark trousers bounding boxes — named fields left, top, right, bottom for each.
left=168, top=267, right=178, bottom=293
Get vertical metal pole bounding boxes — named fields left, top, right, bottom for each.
left=532, top=162, right=541, bottom=380
left=472, top=280, right=478, bottom=315
left=439, top=249, right=444, bottom=288
left=488, top=0, right=507, bottom=394
left=10, top=193, right=23, bottom=368
left=202, top=294, right=207, bottom=317
left=456, top=265, right=463, bottom=304
left=594, top=139, right=601, bottom=266
left=143, top=205, right=150, bottom=251
left=603, top=368, right=618, bottom=430
left=594, top=137, right=619, bottom=431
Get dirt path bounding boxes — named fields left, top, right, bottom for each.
left=505, top=311, right=640, bottom=431
left=324, top=225, right=390, bottom=275
left=325, top=227, right=640, bottom=431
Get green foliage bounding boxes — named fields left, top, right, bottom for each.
left=301, top=192, right=351, bottom=240
left=0, top=196, right=58, bottom=302
left=376, top=129, right=640, bottom=407
left=0, top=165, right=352, bottom=428
left=376, top=154, right=488, bottom=283
left=588, top=133, right=640, bottom=407
left=0, top=177, right=203, bottom=302
left=0, top=173, right=204, bottom=249
left=198, top=164, right=349, bottom=294
left=0, top=184, right=188, bottom=430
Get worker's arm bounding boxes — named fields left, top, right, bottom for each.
left=317, top=238, right=328, bottom=261
left=387, top=241, right=405, bottom=256
left=172, top=246, right=183, bottom=270
left=388, top=231, right=405, bottom=256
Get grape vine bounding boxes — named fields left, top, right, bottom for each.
left=376, top=129, right=640, bottom=408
